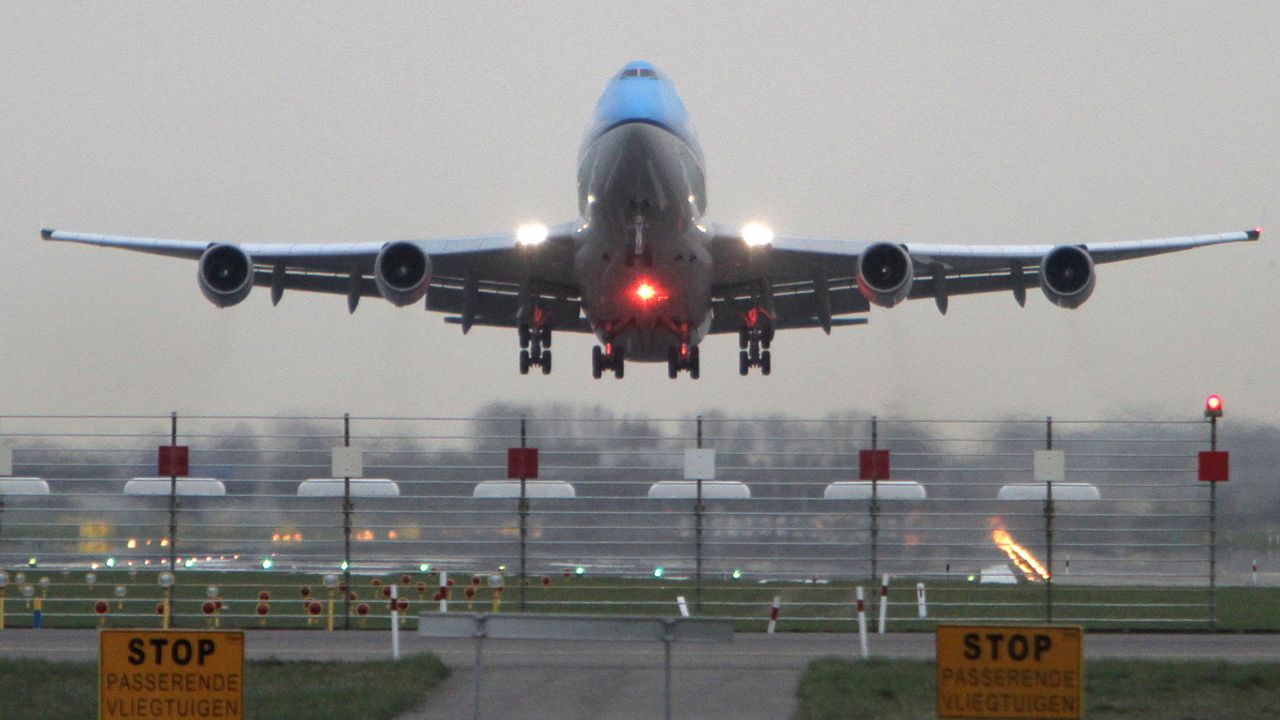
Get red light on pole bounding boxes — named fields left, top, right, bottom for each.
left=1205, top=394, right=1223, bottom=418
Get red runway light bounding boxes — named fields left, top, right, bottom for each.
left=1205, top=394, right=1223, bottom=418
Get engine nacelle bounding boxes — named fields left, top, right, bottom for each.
left=856, top=242, right=914, bottom=308
left=1039, top=245, right=1096, bottom=309
left=197, top=244, right=253, bottom=308
left=374, top=241, right=432, bottom=307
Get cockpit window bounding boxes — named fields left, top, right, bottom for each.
left=621, top=67, right=658, bottom=79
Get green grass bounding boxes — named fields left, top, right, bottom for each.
left=0, top=654, right=450, bottom=720
left=8, top=569, right=1280, bottom=631
left=796, top=658, right=1280, bottom=720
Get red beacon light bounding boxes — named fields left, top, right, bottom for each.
left=1205, top=394, right=1224, bottom=419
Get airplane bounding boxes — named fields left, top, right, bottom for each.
left=43, top=60, right=1259, bottom=380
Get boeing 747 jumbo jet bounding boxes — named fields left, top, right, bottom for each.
left=44, top=61, right=1258, bottom=379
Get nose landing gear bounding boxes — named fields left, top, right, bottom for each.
left=592, top=343, right=625, bottom=379
left=667, top=343, right=700, bottom=379
left=518, top=323, right=552, bottom=376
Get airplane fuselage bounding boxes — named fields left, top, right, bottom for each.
left=571, top=63, right=714, bottom=362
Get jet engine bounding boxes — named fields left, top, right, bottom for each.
left=197, top=244, right=253, bottom=308
left=374, top=241, right=432, bottom=307
left=856, top=242, right=914, bottom=308
left=1038, top=245, right=1096, bottom=309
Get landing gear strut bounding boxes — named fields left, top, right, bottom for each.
left=518, top=323, right=552, bottom=376
left=738, top=324, right=773, bottom=376
left=667, top=343, right=700, bottom=379
left=592, top=343, right=625, bottom=379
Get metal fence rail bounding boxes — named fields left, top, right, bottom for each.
left=0, top=412, right=1252, bottom=631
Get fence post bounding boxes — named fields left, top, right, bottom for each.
left=518, top=416, right=528, bottom=612
left=870, top=416, right=879, bottom=582
left=1209, top=415, right=1218, bottom=629
left=1044, top=416, right=1054, bottom=624
left=695, top=415, right=704, bottom=612
left=343, top=413, right=352, bottom=630
left=167, top=412, right=179, bottom=628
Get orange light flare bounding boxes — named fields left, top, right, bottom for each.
left=991, top=528, right=1051, bottom=582
left=631, top=278, right=667, bottom=305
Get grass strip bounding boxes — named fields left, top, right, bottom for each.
left=0, top=653, right=449, bottom=720
left=796, top=658, right=1280, bottom=720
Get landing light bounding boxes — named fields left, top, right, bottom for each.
left=516, top=223, right=548, bottom=246
left=741, top=222, right=774, bottom=247
left=637, top=282, right=657, bottom=301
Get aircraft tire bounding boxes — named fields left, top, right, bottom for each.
left=518, top=324, right=530, bottom=348
left=614, top=347, right=625, bottom=379
left=668, top=347, right=679, bottom=379
left=542, top=351, right=552, bottom=375
left=541, top=327, right=552, bottom=347
left=591, top=346, right=603, bottom=379
left=519, top=350, right=531, bottom=375
left=761, top=350, right=771, bottom=376
left=689, top=345, right=700, bottom=380
left=739, top=351, right=749, bottom=376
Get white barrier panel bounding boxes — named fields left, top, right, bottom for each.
left=124, top=478, right=226, bottom=496
left=297, top=478, right=401, bottom=497
left=472, top=481, right=576, bottom=499
left=0, top=478, right=50, bottom=495
left=822, top=481, right=926, bottom=500
left=980, top=564, right=1019, bottom=585
left=647, top=481, right=750, bottom=500
left=997, top=483, right=1100, bottom=501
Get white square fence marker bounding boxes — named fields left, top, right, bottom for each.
left=331, top=447, right=364, bottom=479
left=683, top=449, right=716, bottom=481
left=1033, top=450, right=1065, bottom=483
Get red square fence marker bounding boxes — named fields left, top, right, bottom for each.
left=1198, top=450, right=1229, bottom=482
left=859, top=449, right=890, bottom=480
left=507, top=448, right=538, bottom=479
left=158, top=446, right=190, bottom=477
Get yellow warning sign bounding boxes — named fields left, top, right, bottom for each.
left=936, top=625, right=1083, bottom=719
left=100, top=630, right=244, bottom=719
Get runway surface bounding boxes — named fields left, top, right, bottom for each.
left=3, top=629, right=1277, bottom=720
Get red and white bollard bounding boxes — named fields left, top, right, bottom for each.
left=438, top=571, right=448, bottom=614
left=676, top=595, right=689, bottom=618
left=855, top=586, right=868, bottom=659
left=916, top=582, right=927, bottom=619
left=767, top=595, right=781, bottom=634
left=877, top=574, right=889, bottom=634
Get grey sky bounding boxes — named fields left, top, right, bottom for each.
left=2, top=3, right=1277, bottom=421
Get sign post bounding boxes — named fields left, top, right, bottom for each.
left=936, top=624, right=1082, bottom=719
left=100, top=630, right=244, bottom=720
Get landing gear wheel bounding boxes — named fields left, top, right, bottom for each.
left=518, top=324, right=531, bottom=349
left=613, top=347, right=625, bottom=379
left=592, top=346, right=603, bottom=379
left=541, top=351, right=552, bottom=375
left=519, top=350, right=531, bottom=375
left=689, top=345, right=700, bottom=379
left=668, top=347, right=679, bottom=379
left=739, top=350, right=749, bottom=376
left=760, top=350, right=771, bottom=376
left=738, top=328, right=749, bottom=350
left=540, top=327, right=552, bottom=347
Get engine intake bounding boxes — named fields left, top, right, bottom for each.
left=374, top=241, right=432, bottom=307
left=1039, top=245, right=1096, bottom=309
left=856, top=242, right=914, bottom=308
left=197, top=244, right=253, bottom=308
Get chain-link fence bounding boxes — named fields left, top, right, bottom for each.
left=0, top=412, right=1260, bottom=631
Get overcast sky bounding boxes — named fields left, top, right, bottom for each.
left=1, top=3, right=1277, bottom=423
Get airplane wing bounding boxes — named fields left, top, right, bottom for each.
left=707, top=223, right=1260, bottom=334
left=41, top=224, right=592, bottom=332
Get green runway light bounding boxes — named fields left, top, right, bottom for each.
left=419, top=563, right=431, bottom=572
left=653, top=567, right=665, bottom=578
left=261, top=558, right=274, bottom=570
left=732, top=568, right=743, bottom=580
left=340, top=560, right=349, bottom=571
left=575, top=566, right=585, bottom=576
left=184, top=559, right=195, bottom=568
left=27, top=558, right=37, bottom=567
left=105, top=558, right=116, bottom=568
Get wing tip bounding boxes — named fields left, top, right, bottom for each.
left=40, top=227, right=54, bottom=240
left=1248, top=227, right=1262, bottom=241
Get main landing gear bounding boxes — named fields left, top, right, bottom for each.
left=738, top=325, right=773, bottom=376
left=667, top=343, right=700, bottom=379
left=518, top=323, right=552, bottom=376
left=592, top=343, right=625, bottom=379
